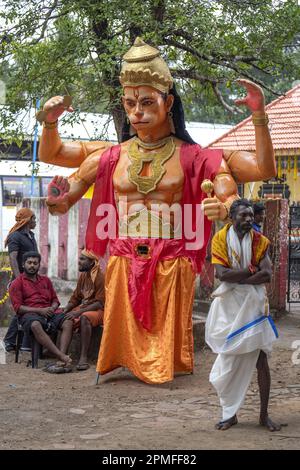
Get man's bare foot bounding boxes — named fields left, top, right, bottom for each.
left=215, top=415, right=238, bottom=430
left=58, top=354, right=72, bottom=366
left=260, top=415, right=281, bottom=432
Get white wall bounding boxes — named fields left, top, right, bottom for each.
left=0, top=161, right=74, bottom=250
left=67, top=205, right=79, bottom=280
left=1, top=206, right=17, bottom=250
left=47, top=214, right=59, bottom=278
left=0, top=160, right=74, bottom=178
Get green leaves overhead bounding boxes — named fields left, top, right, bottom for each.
left=0, top=0, right=299, bottom=143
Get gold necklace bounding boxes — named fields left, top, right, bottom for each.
left=127, top=136, right=176, bottom=195
left=135, top=136, right=172, bottom=150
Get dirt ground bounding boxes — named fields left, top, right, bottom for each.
left=1, top=312, right=300, bottom=450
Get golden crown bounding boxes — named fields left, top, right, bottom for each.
left=119, top=37, right=173, bottom=93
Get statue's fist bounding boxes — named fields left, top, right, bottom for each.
left=202, top=197, right=228, bottom=221
left=47, top=176, right=70, bottom=207
left=42, top=96, right=73, bottom=123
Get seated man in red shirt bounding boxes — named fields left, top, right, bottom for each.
left=62, top=249, right=105, bottom=371
left=9, top=251, right=72, bottom=370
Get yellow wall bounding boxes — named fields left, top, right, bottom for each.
left=244, top=155, right=300, bottom=202
left=83, top=184, right=94, bottom=199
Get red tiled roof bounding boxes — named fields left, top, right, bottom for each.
left=209, top=84, right=300, bottom=153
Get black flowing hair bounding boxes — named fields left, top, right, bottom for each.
left=121, top=83, right=196, bottom=144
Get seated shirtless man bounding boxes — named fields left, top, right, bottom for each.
left=62, top=249, right=105, bottom=371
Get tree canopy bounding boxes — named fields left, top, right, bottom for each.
left=0, top=0, right=299, bottom=144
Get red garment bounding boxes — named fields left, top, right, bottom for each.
left=9, top=273, right=60, bottom=315
left=86, top=144, right=120, bottom=256
left=110, top=238, right=187, bottom=330
left=86, top=143, right=223, bottom=329
left=179, top=143, right=223, bottom=272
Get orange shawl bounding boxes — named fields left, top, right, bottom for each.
left=4, top=208, right=34, bottom=247
left=211, top=223, right=270, bottom=268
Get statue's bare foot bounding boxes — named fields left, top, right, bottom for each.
left=215, top=415, right=238, bottom=430
left=260, top=415, right=281, bottom=432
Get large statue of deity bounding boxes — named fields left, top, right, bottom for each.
left=38, top=38, right=276, bottom=384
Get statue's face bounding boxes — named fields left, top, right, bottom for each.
left=122, top=85, right=173, bottom=133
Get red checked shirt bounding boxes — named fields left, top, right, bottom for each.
left=9, top=273, right=60, bottom=316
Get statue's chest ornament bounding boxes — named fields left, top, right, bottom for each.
left=127, top=136, right=176, bottom=195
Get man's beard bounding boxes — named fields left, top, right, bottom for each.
left=236, top=223, right=252, bottom=235
left=24, top=268, right=39, bottom=275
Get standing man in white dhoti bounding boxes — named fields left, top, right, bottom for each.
left=206, top=199, right=281, bottom=432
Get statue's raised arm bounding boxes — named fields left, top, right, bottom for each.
left=224, top=79, right=276, bottom=182
left=202, top=79, right=276, bottom=221
left=38, top=95, right=112, bottom=214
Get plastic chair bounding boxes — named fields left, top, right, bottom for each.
left=15, top=321, right=43, bottom=368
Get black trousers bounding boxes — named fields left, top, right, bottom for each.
left=4, top=315, right=32, bottom=349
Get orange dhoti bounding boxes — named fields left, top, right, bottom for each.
left=96, top=255, right=195, bottom=384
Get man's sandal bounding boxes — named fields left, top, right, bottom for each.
left=44, top=361, right=73, bottom=374
left=76, top=363, right=90, bottom=371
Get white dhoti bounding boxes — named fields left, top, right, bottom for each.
left=205, top=227, right=278, bottom=421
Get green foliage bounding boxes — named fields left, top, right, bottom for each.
left=0, top=0, right=299, bottom=142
